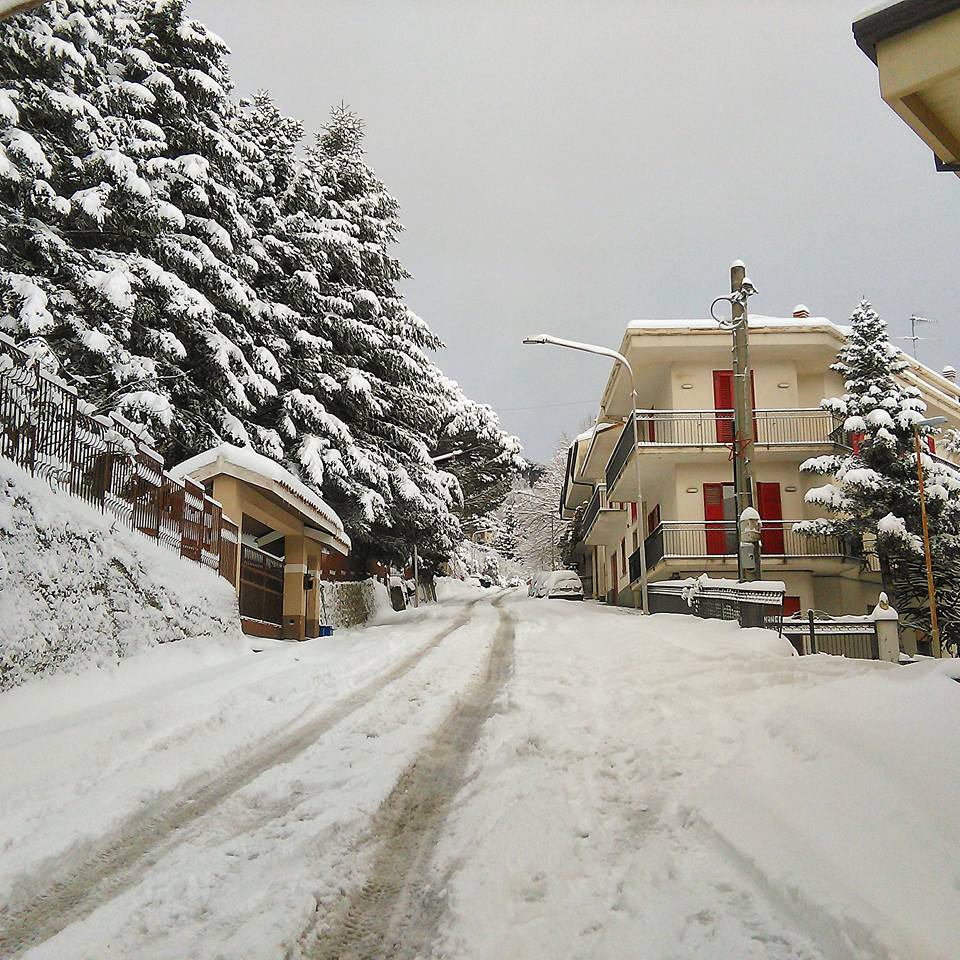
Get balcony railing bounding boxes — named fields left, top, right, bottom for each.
left=631, top=521, right=865, bottom=579
left=605, top=409, right=848, bottom=493
left=581, top=484, right=604, bottom=537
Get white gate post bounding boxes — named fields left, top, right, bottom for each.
left=871, top=592, right=900, bottom=662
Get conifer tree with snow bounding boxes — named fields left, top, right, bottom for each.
left=0, top=1, right=523, bottom=573
left=0, top=0, right=275, bottom=457
left=798, top=300, right=960, bottom=652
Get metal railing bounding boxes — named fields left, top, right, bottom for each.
left=605, top=413, right=637, bottom=492
left=644, top=579, right=785, bottom=628
left=637, top=520, right=862, bottom=572
left=776, top=611, right=880, bottom=659
left=605, top=408, right=848, bottom=492
left=0, top=335, right=238, bottom=584
left=581, top=485, right=604, bottom=537
left=635, top=408, right=845, bottom=447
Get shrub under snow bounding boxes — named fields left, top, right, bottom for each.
left=0, top=459, right=245, bottom=691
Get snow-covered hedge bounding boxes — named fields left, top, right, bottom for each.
left=318, top=578, right=392, bottom=629
left=0, top=460, right=245, bottom=691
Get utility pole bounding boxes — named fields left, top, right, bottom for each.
left=730, top=261, right=760, bottom=583
left=412, top=543, right=420, bottom=607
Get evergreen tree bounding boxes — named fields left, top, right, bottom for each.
left=798, top=300, right=960, bottom=652
left=0, top=0, right=274, bottom=457
left=0, top=2, right=524, bottom=572
left=432, top=378, right=525, bottom=525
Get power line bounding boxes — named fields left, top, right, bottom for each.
left=498, top=398, right=599, bottom=413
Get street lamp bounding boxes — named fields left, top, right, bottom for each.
left=522, top=334, right=649, bottom=614
left=913, top=415, right=946, bottom=654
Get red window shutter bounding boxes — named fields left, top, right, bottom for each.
left=713, top=371, right=734, bottom=443
left=927, top=436, right=936, bottom=454
left=647, top=415, right=656, bottom=442
left=756, top=482, right=784, bottom=554
left=783, top=595, right=801, bottom=617
left=704, top=483, right=727, bottom=555
left=621, top=538, right=626, bottom=567
left=851, top=431, right=865, bottom=455
left=630, top=502, right=638, bottom=522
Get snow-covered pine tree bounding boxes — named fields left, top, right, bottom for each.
left=0, top=0, right=275, bottom=458
left=274, top=106, right=465, bottom=566
left=432, top=377, right=525, bottom=526
left=1, top=2, right=522, bottom=574
left=798, top=299, right=960, bottom=652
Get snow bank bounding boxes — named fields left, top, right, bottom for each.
left=435, top=575, right=488, bottom=602
left=696, top=658, right=960, bottom=960
left=0, top=458, right=245, bottom=691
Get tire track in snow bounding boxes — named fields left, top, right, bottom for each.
left=0, top=600, right=482, bottom=960
left=297, top=597, right=515, bottom=960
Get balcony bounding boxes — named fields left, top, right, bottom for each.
left=628, top=520, right=869, bottom=582
left=580, top=483, right=627, bottom=546
left=606, top=408, right=847, bottom=495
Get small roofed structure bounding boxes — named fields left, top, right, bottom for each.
left=172, top=443, right=349, bottom=641
left=854, top=0, right=960, bottom=175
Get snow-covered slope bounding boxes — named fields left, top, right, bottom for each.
left=0, top=458, right=245, bottom=690
left=697, top=657, right=960, bottom=960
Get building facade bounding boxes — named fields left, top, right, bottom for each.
left=562, top=312, right=960, bottom=620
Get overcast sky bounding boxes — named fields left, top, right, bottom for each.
left=192, top=0, right=960, bottom=462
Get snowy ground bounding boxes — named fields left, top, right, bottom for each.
left=1, top=586, right=957, bottom=959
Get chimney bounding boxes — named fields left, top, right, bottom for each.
left=793, top=304, right=810, bottom=319
left=943, top=365, right=957, bottom=383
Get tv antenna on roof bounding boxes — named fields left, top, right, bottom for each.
left=900, top=314, right=936, bottom=359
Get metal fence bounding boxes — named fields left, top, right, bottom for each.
left=0, top=334, right=238, bottom=584
left=646, top=579, right=785, bottom=629
left=775, top=611, right=880, bottom=658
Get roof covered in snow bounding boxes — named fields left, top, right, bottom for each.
left=626, top=315, right=851, bottom=335
left=171, top=443, right=349, bottom=553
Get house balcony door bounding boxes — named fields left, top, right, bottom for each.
left=703, top=482, right=737, bottom=555
left=757, top=481, right=785, bottom=554
left=713, top=370, right=757, bottom=444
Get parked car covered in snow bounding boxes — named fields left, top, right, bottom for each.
left=529, top=570, right=583, bottom=600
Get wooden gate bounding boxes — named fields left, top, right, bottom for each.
left=239, top=544, right=283, bottom=634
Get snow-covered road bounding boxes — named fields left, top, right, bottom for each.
left=2, top=587, right=958, bottom=959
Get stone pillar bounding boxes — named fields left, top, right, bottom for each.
left=211, top=475, right=243, bottom=592
left=871, top=592, right=901, bottom=662
left=282, top=532, right=307, bottom=641
left=305, top=550, right=321, bottom=638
